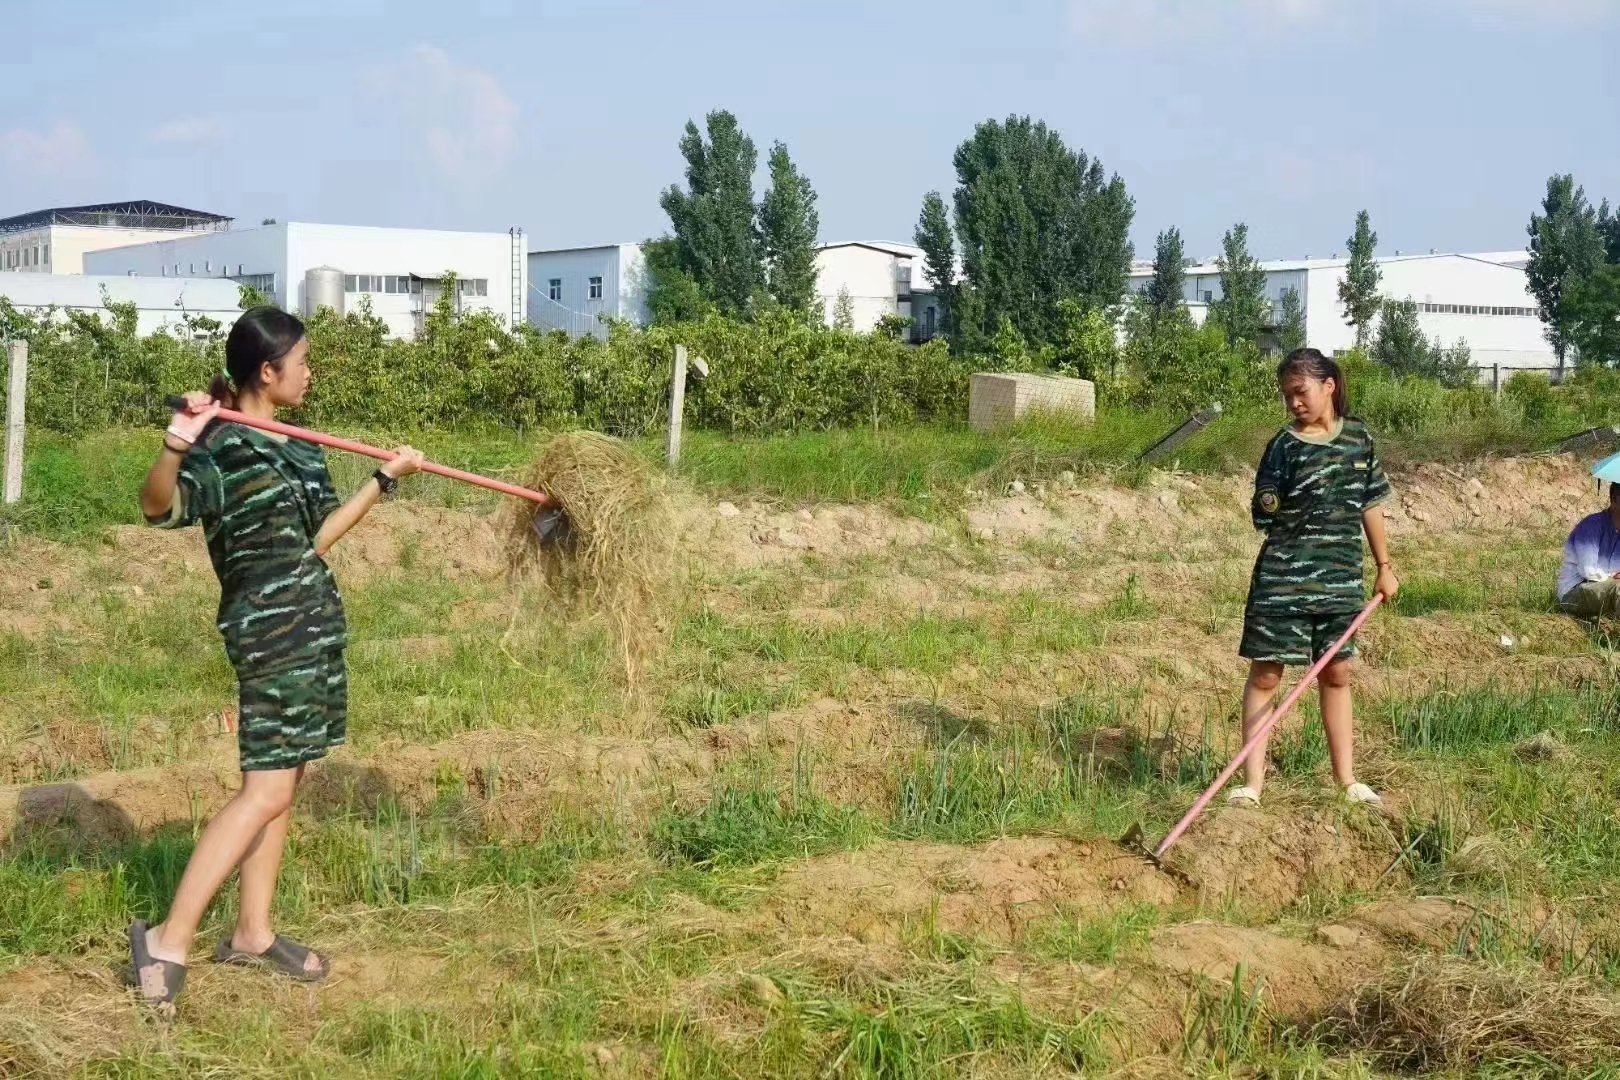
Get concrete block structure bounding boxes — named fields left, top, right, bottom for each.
left=969, top=372, right=1096, bottom=430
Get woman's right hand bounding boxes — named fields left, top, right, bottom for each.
left=168, top=392, right=220, bottom=443
left=381, top=446, right=426, bottom=480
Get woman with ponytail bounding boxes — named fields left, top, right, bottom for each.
left=130, top=306, right=424, bottom=1010
left=1228, top=347, right=1399, bottom=810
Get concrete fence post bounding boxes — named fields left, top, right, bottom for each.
left=4, top=340, right=26, bottom=505
left=667, top=343, right=688, bottom=471
left=1492, top=362, right=1501, bottom=400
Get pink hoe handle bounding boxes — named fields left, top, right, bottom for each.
left=1152, top=593, right=1385, bottom=860
left=166, top=395, right=552, bottom=506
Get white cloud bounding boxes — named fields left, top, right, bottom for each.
left=0, top=120, right=93, bottom=177
left=369, top=46, right=518, bottom=188
left=150, top=117, right=228, bottom=146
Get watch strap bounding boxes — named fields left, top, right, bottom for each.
left=372, top=468, right=398, bottom=495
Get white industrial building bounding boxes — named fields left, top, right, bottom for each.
left=0, top=274, right=243, bottom=337
left=86, top=221, right=527, bottom=339
left=814, top=241, right=949, bottom=341
left=525, top=239, right=954, bottom=343
left=526, top=243, right=649, bottom=338
left=1125, top=250, right=1555, bottom=374
left=0, top=200, right=233, bottom=276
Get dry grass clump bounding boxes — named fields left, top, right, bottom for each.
left=505, top=431, right=681, bottom=682
left=1324, top=956, right=1620, bottom=1073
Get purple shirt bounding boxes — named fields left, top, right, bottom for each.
left=1558, top=510, right=1620, bottom=600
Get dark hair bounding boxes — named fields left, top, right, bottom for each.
left=210, top=306, right=306, bottom=408
left=1277, top=346, right=1348, bottom=419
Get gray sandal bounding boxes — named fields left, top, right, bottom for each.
left=127, top=919, right=186, bottom=1011
left=214, top=934, right=330, bottom=983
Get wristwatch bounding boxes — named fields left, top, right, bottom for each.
left=372, top=468, right=398, bottom=496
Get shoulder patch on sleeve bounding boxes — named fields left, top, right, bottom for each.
left=1257, top=489, right=1279, bottom=513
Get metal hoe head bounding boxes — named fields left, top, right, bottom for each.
left=1118, top=823, right=1165, bottom=870
left=532, top=505, right=575, bottom=551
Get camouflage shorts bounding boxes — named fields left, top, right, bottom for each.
left=1239, top=608, right=1358, bottom=667
left=236, top=651, right=347, bottom=772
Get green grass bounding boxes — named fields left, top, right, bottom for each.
left=1378, top=682, right=1620, bottom=754
left=651, top=763, right=871, bottom=869
left=1026, top=903, right=1161, bottom=964
left=0, top=800, right=622, bottom=960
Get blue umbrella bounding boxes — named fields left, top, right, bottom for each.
left=1595, top=451, right=1620, bottom=485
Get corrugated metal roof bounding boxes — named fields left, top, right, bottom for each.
left=0, top=200, right=232, bottom=235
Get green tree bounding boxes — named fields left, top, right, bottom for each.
left=831, top=286, right=854, bottom=330
left=1275, top=286, right=1306, bottom=353
left=237, top=283, right=272, bottom=310
left=1208, top=223, right=1267, bottom=344
left=1599, top=200, right=1620, bottom=263
left=945, top=115, right=1134, bottom=351
left=1371, top=297, right=1428, bottom=375
left=1337, top=210, right=1381, bottom=346
left=913, top=191, right=957, bottom=335
left=1565, top=263, right=1620, bottom=365
left=642, top=236, right=713, bottom=326
left=658, top=110, right=764, bottom=318
left=1144, top=227, right=1186, bottom=321
left=1527, top=174, right=1606, bottom=362
left=758, top=142, right=820, bottom=317
left=1050, top=296, right=1118, bottom=381
left=1371, top=298, right=1473, bottom=385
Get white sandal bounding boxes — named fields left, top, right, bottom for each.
left=1227, top=785, right=1261, bottom=807
left=1344, top=782, right=1382, bottom=805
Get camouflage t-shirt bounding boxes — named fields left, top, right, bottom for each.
left=1246, top=417, right=1392, bottom=615
left=146, top=422, right=347, bottom=673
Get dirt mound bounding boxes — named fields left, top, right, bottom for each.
left=1387, top=455, right=1594, bottom=535
left=1165, top=803, right=1395, bottom=911
left=684, top=500, right=945, bottom=571
left=0, top=726, right=718, bottom=850
left=766, top=836, right=1177, bottom=946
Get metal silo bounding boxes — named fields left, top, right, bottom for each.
left=303, top=266, right=345, bottom=316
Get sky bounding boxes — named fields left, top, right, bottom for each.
left=2, top=0, right=1616, bottom=262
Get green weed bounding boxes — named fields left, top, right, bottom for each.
left=652, top=764, right=869, bottom=869
left=1026, top=903, right=1160, bottom=964
left=1181, top=964, right=1270, bottom=1068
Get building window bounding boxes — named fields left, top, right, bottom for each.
left=548, top=278, right=562, bottom=301
left=232, top=272, right=276, bottom=295
left=41, top=244, right=48, bottom=266
left=588, top=275, right=603, bottom=300
left=1201, top=290, right=1213, bottom=303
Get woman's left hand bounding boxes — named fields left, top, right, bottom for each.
left=1375, top=565, right=1400, bottom=602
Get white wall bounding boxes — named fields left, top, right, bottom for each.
left=86, top=222, right=524, bottom=339
left=0, top=274, right=243, bottom=336
left=1126, top=254, right=1556, bottom=372
left=815, top=245, right=900, bottom=332
left=615, top=243, right=650, bottom=327
left=527, top=246, right=624, bottom=338
left=85, top=224, right=291, bottom=301
left=286, top=223, right=520, bottom=337
left=1376, top=256, right=1550, bottom=369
